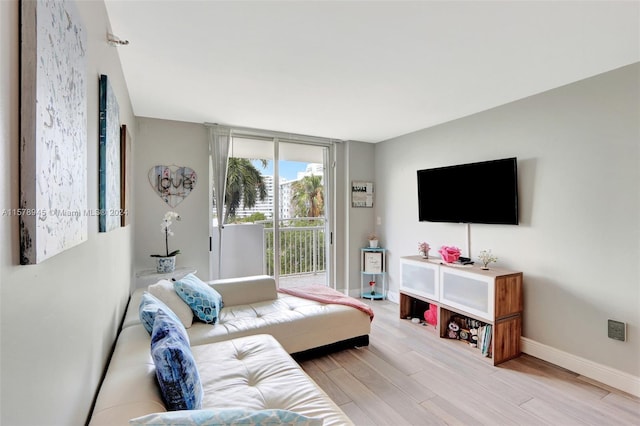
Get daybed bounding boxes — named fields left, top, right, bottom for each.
left=89, top=275, right=372, bottom=425
left=121, top=275, right=372, bottom=354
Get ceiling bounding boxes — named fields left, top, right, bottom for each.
left=104, top=1, right=639, bottom=143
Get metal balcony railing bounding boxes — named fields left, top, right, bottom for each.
left=260, top=218, right=326, bottom=277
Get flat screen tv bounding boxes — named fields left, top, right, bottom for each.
left=417, top=157, right=518, bottom=225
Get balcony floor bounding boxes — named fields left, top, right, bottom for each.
left=278, top=272, right=327, bottom=288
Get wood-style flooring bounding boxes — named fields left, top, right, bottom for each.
left=299, top=300, right=640, bottom=425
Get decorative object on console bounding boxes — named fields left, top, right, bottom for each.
left=469, top=328, right=479, bottom=347
left=418, top=241, right=430, bottom=258
left=459, top=328, right=470, bottom=341
left=151, top=211, right=181, bottom=273
left=19, top=0, right=88, bottom=264
left=446, top=317, right=461, bottom=339
left=439, top=245, right=461, bottom=263
left=368, top=233, right=379, bottom=248
left=148, top=165, right=198, bottom=208
left=423, top=303, right=438, bottom=326
left=478, top=249, right=498, bottom=270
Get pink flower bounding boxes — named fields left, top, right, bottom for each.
left=439, top=245, right=461, bottom=263
left=418, top=242, right=430, bottom=254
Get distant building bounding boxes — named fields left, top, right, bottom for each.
left=236, top=163, right=324, bottom=220
left=280, top=163, right=324, bottom=219
left=235, top=174, right=278, bottom=219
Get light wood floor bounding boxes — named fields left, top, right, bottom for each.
left=299, top=300, right=640, bottom=425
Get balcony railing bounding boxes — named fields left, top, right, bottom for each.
left=260, top=218, right=326, bottom=277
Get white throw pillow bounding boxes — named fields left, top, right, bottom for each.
left=148, top=279, right=194, bottom=328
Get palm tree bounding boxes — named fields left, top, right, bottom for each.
left=291, top=175, right=324, bottom=218
left=219, top=158, right=267, bottom=224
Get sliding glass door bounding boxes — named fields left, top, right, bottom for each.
left=210, top=132, right=334, bottom=288
left=274, top=141, right=331, bottom=288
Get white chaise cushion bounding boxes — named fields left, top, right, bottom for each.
left=188, top=293, right=371, bottom=354
left=192, top=334, right=353, bottom=426
left=89, top=325, right=167, bottom=426
left=148, top=279, right=194, bottom=328
left=209, top=275, right=277, bottom=306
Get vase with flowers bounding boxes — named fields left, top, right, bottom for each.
left=368, top=233, right=379, bottom=248
left=478, top=249, right=498, bottom=270
left=418, top=242, right=430, bottom=259
left=150, top=211, right=181, bottom=273
left=369, top=280, right=376, bottom=296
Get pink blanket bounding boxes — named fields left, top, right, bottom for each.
left=278, top=285, right=374, bottom=321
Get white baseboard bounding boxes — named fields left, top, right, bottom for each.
left=386, top=291, right=399, bottom=303
left=347, top=288, right=360, bottom=298
left=521, top=337, right=640, bottom=397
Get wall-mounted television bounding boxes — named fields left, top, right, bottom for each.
left=417, top=157, right=518, bottom=225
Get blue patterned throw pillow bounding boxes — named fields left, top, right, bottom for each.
left=150, top=309, right=203, bottom=411
left=139, top=292, right=184, bottom=335
left=129, top=408, right=323, bottom=425
left=174, top=274, right=223, bottom=324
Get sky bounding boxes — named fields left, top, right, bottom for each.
left=252, top=160, right=308, bottom=181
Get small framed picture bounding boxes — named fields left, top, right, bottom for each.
left=352, top=181, right=374, bottom=208
left=363, top=251, right=383, bottom=273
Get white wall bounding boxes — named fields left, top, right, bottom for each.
left=134, top=118, right=210, bottom=281
left=333, top=142, right=348, bottom=292
left=344, top=141, right=377, bottom=294
left=375, top=63, right=639, bottom=378
left=0, top=1, right=136, bottom=424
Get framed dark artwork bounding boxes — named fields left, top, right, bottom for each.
left=98, top=74, right=121, bottom=232
left=120, top=124, right=132, bottom=227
